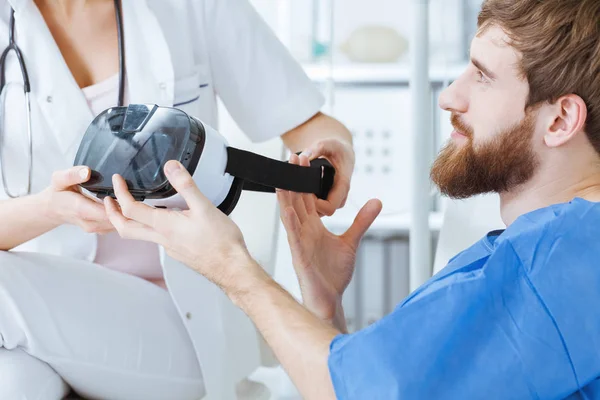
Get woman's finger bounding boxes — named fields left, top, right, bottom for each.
left=298, top=155, right=317, bottom=216
left=303, top=139, right=341, bottom=161
left=316, top=199, right=336, bottom=217
left=302, top=138, right=354, bottom=216
left=75, top=194, right=112, bottom=222
left=52, top=166, right=90, bottom=190
left=90, top=218, right=115, bottom=232
left=316, top=178, right=349, bottom=216
left=289, top=154, right=308, bottom=223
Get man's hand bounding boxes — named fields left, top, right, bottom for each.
left=278, top=154, right=382, bottom=331
left=105, top=159, right=344, bottom=400
left=104, top=161, right=265, bottom=292
left=301, top=138, right=355, bottom=217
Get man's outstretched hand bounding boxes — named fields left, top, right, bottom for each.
left=278, top=154, right=382, bottom=331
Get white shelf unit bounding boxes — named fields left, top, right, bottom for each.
left=303, top=62, right=468, bottom=84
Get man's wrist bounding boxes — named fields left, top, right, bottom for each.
left=332, top=301, right=348, bottom=333
left=220, top=250, right=275, bottom=307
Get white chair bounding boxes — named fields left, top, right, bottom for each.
left=161, top=102, right=283, bottom=400
left=433, top=194, right=505, bottom=275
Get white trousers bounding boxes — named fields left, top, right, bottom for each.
left=0, top=251, right=204, bottom=400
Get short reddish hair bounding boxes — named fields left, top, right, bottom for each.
left=478, top=0, right=600, bottom=153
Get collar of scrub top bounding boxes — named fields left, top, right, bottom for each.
left=4, top=0, right=175, bottom=158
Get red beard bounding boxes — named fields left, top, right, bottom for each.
left=430, top=112, right=539, bottom=199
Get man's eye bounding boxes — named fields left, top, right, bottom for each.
left=476, top=70, right=489, bottom=83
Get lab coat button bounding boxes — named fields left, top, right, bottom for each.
left=46, top=96, right=53, bottom=103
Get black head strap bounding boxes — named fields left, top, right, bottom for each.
left=224, top=147, right=335, bottom=200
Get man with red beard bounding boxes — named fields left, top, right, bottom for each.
left=104, top=0, right=600, bottom=398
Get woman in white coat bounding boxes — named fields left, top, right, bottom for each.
left=0, top=0, right=355, bottom=398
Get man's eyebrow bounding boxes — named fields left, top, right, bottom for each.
left=471, top=58, right=498, bottom=80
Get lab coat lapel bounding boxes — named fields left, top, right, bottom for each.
left=5, top=0, right=27, bottom=13
left=11, top=0, right=174, bottom=160
left=120, top=0, right=174, bottom=107
left=14, top=1, right=94, bottom=160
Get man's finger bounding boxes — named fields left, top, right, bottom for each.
left=282, top=206, right=303, bottom=250
left=164, top=160, right=212, bottom=212
left=104, top=197, right=164, bottom=244
left=52, top=166, right=90, bottom=190
left=276, top=189, right=292, bottom=218
left=342, top=199, right=383, bottom=249
left=289, top=154, right=309, bottom=223
left=282, top=206, right=314, bottom=273
left=298, top=155, right=317, bottom=216
left=291, top=192, right=308, bottom=223
left=112, top=175, right=160, bottom=227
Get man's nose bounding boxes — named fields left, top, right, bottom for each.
left=438, top=79, right=468, bottom=114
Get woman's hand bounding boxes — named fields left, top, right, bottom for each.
left=41, top=166, right=114, bottom=234
left=301, top=138, right=355, bottom=217
left=104, top=161, right=264, bottom=291
left=278, top=154, right=382, bottom=331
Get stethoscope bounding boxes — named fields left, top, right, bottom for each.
left=0, top=0, right=125, bottom=198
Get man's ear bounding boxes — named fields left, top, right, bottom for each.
left=543, top=94, right=588, bottom=148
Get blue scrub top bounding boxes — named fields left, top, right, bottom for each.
left=328, top=198, right=600, bottom=400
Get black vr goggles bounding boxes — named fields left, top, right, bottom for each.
left=73, top=104, right=335, bottom=214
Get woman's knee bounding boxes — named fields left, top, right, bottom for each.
left=0, top=348, right=70, bottom=400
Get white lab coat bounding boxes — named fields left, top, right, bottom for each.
left=0, top=0, right=324, bottom=398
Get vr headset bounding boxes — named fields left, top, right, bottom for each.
left=73, top=104, right=335, bottom=214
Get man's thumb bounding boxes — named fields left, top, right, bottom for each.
left=342, top=199, right=382, bottom=248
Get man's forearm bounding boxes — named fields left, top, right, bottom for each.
left=281, top=112, right=352, bottom=153
left=228, top=261, right=341, bottom=400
